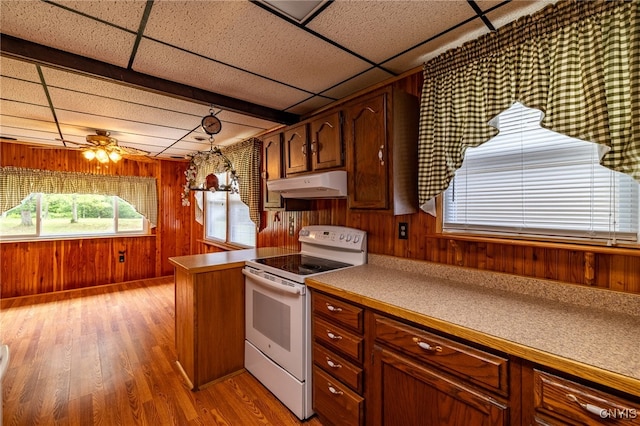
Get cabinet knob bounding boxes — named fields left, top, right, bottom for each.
left=325, top=303, right=342, bottom=313
left=412, top=337, right=442, bottom=352
left=566, top=394, right=608, bottom=417
left=327, top=331, right=342, bottom=340
left=311, top=141, right=318, bottom=153
left=378, top=145, right=384, bottom=165
left=328, top=383, right=344, bottom=395
left=302, top=144, right=307, bottom=156
left=326, top=357, right=342, bottom=369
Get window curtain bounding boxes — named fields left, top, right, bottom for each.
left=0, top=167, right=158, bottom=226
left=192, top=138, right=262, bottom=230
left=417, top=0, right=639, bottom=214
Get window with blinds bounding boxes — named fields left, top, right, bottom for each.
left=443, top=102, right=639, bottom=244
left=204, top=172, right=256, bottom=248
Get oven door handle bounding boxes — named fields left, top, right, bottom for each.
left=242, top=269, right=304, bottom=295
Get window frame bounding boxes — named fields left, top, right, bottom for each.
left=0, top=193, right=150, bottom=242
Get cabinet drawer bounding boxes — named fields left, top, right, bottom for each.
left=313, top=366, right=364, bottom=426
left=313, top=292, right=363, bottom=333
left=374, top=316, right=509, bottom=395
left=314, top=316, right=363, bottom=362
left=534, top=370, right=640, bottom=425
left=313, top=343, right=363, bottom=393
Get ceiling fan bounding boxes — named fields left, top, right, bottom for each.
left=60, top=130, right=151, bottom=163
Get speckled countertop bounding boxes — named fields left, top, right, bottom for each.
left=306, top=254, right=640, bottom=397
left=169, top=247, right=294, bottom=274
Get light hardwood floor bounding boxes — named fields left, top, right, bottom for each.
left=1, top=277, right=323, bottom=425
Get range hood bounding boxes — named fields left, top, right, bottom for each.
left=267, top=170, right=347, bottom=199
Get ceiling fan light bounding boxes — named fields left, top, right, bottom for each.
left=83, top=150, right=96, bottom=161
left=109, top=151, right=122, bottom=162
left=95, top=148, right=109, bottom=163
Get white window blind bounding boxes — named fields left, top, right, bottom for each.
left=444, top=103, right=639, bottom=243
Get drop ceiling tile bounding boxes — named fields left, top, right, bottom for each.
left=143, top=1, right=370, bottom=93
left=307, top=1, right=477, bottom=64
left=0, top=1, right=136, bottom=68
left=216, top=110, right=279, bottom=133
left=286, top=96, right=335, bottom=116
left=56, top=124, right=177, bottom=150
left=0, top=125, right=61, bottom=146
left=0, top=116, right=59, bottom=134
left=133, top=38, right=310, bottom=112
left=54, top=1, right=148, bottom=32
left=383, top=19, right=489, bottom=72
left=0, top=77, right=50, bottom=106
left=47, top=87, right=201, bottom=130
left=55, top=110, right=188, bottom=141
left=0, top=100, right=56, bottom=123
left=0, top=57, right=41, bottom=83
left=41, top=66, right=212, bottom=117
left=320, top=68, right=396, bottom=101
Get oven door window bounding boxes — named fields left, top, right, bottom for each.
left=253, top=291, right=291, bottom=351
left=245, top=276, right=305, bottom=381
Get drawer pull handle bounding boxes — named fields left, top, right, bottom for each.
left=327, top=331, right=342, bottom=340
left=325, top=303, right=342, bottom=313
left=413, top=337, right=442, bottom=352
left=328, top=384, right=344, bottom=395
left=326, top=357, right=342, bottom=369
left=567, top=394, right=608, bottom=417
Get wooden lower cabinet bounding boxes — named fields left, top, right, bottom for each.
left=174, top=265, right=245, bottom=390
left=372, top=345, right=508, bottom=426
left=523, top=368, right=640, bottom=425
left=314, top=366, right=364, bottom=426
left=312, top=291, right=366, bottom=425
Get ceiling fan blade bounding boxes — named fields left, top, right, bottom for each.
left=115, top=144, right=150, bottom=156
left=121, top=153, right=156, bottom=162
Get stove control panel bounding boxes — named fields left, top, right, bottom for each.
left=299, top=225, right=367, bottom=251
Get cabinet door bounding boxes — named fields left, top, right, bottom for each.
left=263, top=133, right=283, bottom=209
left=284, top=123, right=309, bottom=175
left=373, top=345, right=508, bottom=426
left=345, top=92, right=389, bottom=209
left=310, top=111, right=343, bottom=171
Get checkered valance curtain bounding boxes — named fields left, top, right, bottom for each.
left=417, top=0, right=639, bottom=212
left=0, top=167, right=158, bottom=226
left=193, top=138, right=262, bottom=229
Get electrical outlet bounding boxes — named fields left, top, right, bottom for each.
left=398, top=222, right=408, bottom=240
left=119, top=250, right=125, bottom=263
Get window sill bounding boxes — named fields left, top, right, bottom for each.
left=433, top=232, right=640, bottom=257
left=0, top=233, right=155, bottom=244
left=199, top=239, right=253, bottom=251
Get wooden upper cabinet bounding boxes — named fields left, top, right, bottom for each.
left=344, top=87, right=419, bottom=215
left=262, top=131, right=283, bottom=209
left=284, top=123, right=309, bottom=175
left=284, top=111, right=344, bottom=176
left=309, top=111, right=343, bottom=171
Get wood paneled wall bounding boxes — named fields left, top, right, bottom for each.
left=0, top=141, right=191, bottom=298
left=255, top=72, right=640, bottom=295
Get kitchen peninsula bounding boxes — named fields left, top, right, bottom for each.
left=169, top=247, right=293, bottom=390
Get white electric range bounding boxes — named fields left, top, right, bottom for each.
left=242, top=225, right=367, bottom=420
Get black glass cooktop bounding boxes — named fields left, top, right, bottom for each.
left=254, top=254, right=353, bottom=276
